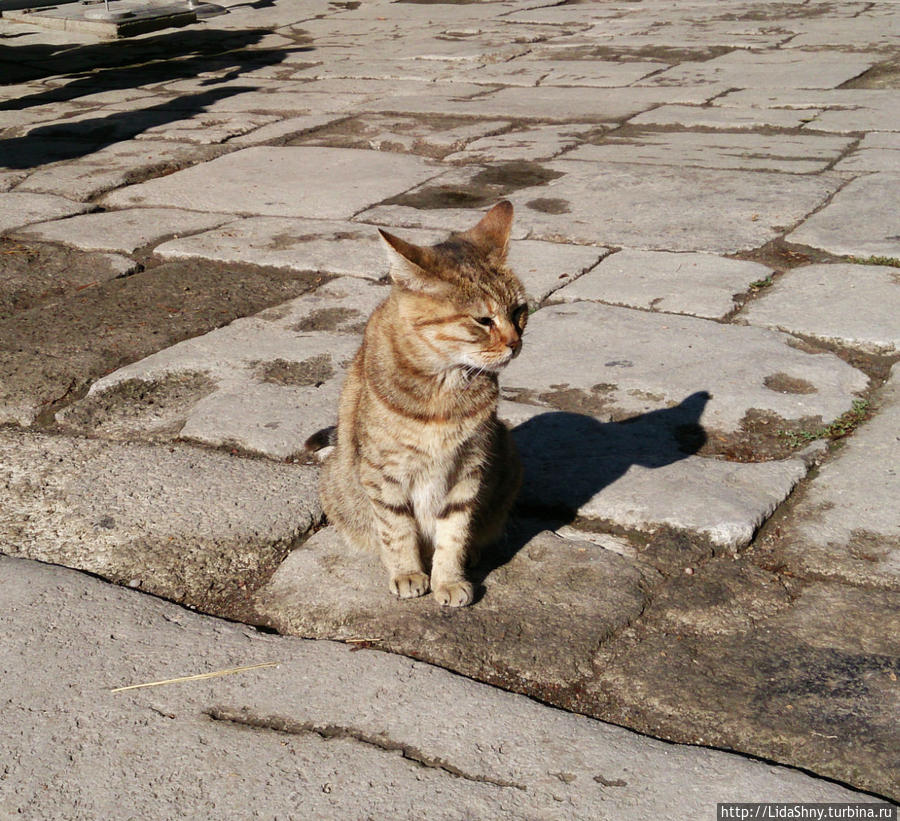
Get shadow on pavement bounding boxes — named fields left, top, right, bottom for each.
left=473, top=390, right=712, bottom=587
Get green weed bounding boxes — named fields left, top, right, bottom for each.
left=779, top=399, right=870, bottom=448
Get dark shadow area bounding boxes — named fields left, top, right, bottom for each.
left=472, top=390, right=712, bottom=591
left=1, top=27, right=315, bottom=168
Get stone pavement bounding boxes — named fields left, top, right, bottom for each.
left=0, top=0, right=898, bottom=809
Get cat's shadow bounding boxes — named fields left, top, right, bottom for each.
left=470, top=390, right=712, bottom=593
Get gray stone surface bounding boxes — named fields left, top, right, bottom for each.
left=759, top=363, right=900, bottom=590
left=507, top=162, right=843, bottom=252
left=59, top=278, right=386, bottom=458
left=15, top=207, right=233, bottom=253
left=155, top=217, right=443, bottom=278
left=787, top=174, right=900, bottom=258
left=502, top=301, right=868, bottom=436
left=0, top=191, right=92, bottom=233
left=2, top=556, right=871, bottom=821
left=554, top=249, right=773, bottom=320
left=740, top=263, right=900, bottom=354
left=0, top=429, right=319, bottom=618
left=102, top=147, right=441, bottom=219
left=507, top=239, right=607, bottom=305
left=629, top=104, right=822, bottom=130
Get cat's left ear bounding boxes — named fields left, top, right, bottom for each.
left=463, top=200, right=514, bottom=260
left=378, top=229, right=448, bottom=296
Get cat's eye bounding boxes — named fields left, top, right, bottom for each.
left=474, top=316, right=494, bottom=328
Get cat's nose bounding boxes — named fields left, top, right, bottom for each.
left=507, top=334, right=522, bottom=357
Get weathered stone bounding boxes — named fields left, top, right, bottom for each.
left=787, top=174, right=900, bottom=258
left=155, top=217, right=441, bottom=277
left=507, top=240, right=608, bottom=306
left=588, top=566, right=900, bottom=800
left=0, top=191, right=92, bottom=233
left=0, top=258, right=325, bottom=425
left=132, top=112, right=281, bottom=144
left=510, top=405, right=811, bottom=548
left=444, top=125, right=590, bottom=164
left=629, top=104, right=822, bottom=130
left=13, top=140, right=224, bottom=202
left=554, top=249, right=773, bottom=320
left=647, top=49, right=876, bottom=90
left=740, top=263, right=900, bottom=354
left=253, top=525, right=654, bottom=685
left=506, top=162, right=843, bottom=253
left=503, top=302, right=868, bottom=435
left=565, top=132, right=853, bottom=174
left=759, top=363, right=900, bottom=590
left=15, top=208, right=233, bottom=254
left=102, top=146, right=441, bottom=219
left=60, top=278, right=386, bottom=458
left=0, top=428, right=320, bottom=620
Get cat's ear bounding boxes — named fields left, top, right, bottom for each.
left=378, top=229, right=447, bottom=296
left=463, top=200, right=514, bottom=260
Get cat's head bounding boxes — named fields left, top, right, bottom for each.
left=378, top=201, right=528, bottom=374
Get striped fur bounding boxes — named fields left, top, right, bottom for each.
left=319, top=201, right=526, bottom=607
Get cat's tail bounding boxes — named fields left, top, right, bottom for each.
left=304, top=425, right=337, bottom=461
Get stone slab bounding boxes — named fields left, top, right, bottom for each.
left=502, top=302, right=869, bottom=436
left=510, top=407, right=812, bottom=549
left=102, top=146, right=441, bottom=219
left=0, top=240, right=136, bottom=320
left=443, top=124, right=590, bottom=164
left=132, top=112, right=281, bottom=144
left=646, top=49, right=876, bottom=90
left=629, top=104, right=823, bottom=130
left=588, top=561, right=900, bottom=800
left=3, top=559, right=871, bottom=821
left=565, top=132, right=853, bottom=174
left=0, top=258, right=324, bottom=426
left=14, top=207, right=234, bottom=254
left=759, top=363, right=900, bottom=590
left=155, top=218, right=443, bottom=279
left=59, top=278, right=386, bottom=459
left=253, top=525, right=654, bottom=686
left=0, top=191, right=92, bottom=233
left=506, top=161, right=843, bottom=253
left=554, top=249, right=773, bottom=320
left=0, top=429, right=320, bottom=619
left=787, top=174, right=900, bottom=259
left=507, top=239, right=608, bottom=306
left=12, top=140, right=224, bottom=202
left=740, top=263, right=900, bottom=355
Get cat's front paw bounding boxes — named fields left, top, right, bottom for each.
left=433, top=580, right=474, bottom=607
left=390, top=572, right=430, bottom=599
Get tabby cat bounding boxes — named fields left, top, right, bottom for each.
left=312, top=201, right=527, bottom=607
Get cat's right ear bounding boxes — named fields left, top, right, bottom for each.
left=378, top=229, right=447, bottom=296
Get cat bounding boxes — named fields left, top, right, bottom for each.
left=308, top=201, right=527, bottom=607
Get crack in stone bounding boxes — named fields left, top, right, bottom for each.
left=204, top=705, right=528, bottom=791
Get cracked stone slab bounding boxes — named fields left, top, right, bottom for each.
left=131, top=112, right=282, bottom=144
left=506, top=162, right=843, bottom=252
left=11, top=140, right=225, bottom=202
left=588, top=559, right=900, bottom=799
left=565, top=132, right=854, bottom=175
left=155, top=217, right=444, bottom=278
left=645, top=49, right=876, bottom=90
left=443, top=124, right=592, bottom=164
left=629, top=104, right=823, bottom=130
left=59, top=278, right=386, bottom=458
left=102, top=147, right=441, bottom=219
left=0, top=191, right=92, bottom=234
left=502, top=302, right=869, bottom=436
left=509, top=406, right=813, bottom=549
left=356, top=85, right=720, bottom=123
left=253, top=525, right=654, bottom=686
left=507, top=239, right=608, bottom=306
left=14, top=208, right=234, bottom=254
left=0, top=429, right=319, bottom=619
left=0, top=258, right=324, bottom=426
left=553, top=249, right=773, bottom=320
left=739, top=263, right=900, bottom=355
left=760, top=363, right=900, bottom=591
left=787, top=174, right=900, bottom=258
left=3, top=559, right=872, bottom=821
